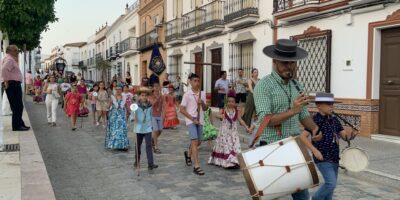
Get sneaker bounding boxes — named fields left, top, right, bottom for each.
left=52, top=122, right=56, bottom=127
left=96, top=122, right=100, bottom=126
left=148, top=164, right=158, bottom=170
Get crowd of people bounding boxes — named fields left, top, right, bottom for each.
left=0, top=40, right=359, bottom=200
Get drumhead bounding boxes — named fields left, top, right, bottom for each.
left=341, top=147, right=369, bottom=172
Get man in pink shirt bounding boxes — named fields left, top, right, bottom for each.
left=1, top=45, right=30, bottom=131
left=180, top=73, right=207, bottom=176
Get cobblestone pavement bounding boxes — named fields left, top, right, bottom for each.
left=25, top=100, right=399, bottom=200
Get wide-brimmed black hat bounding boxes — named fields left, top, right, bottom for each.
left=312, top=92, right=342, bottom=103
left=263, top=39, right=309, bottom=61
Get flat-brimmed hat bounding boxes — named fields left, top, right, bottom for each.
left=263, top=39, right=309, bottom=61
left=136, top=87, right=152, bottom=95
left=312, top=92, right=342, bottom=103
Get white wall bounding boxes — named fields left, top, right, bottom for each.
left=277, top=3, right=400, bottom=99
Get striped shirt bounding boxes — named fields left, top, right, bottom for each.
left=254, top=71, right=310, bottom=144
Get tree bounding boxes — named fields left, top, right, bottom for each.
left=97, top=60, right=111, bottom=83
left=0, top=0, right=58, bottom=51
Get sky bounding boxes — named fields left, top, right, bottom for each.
left=40, top=0, right=138, bottom=55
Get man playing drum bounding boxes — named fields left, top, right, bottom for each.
left=254, top=39, right=321, bottom=200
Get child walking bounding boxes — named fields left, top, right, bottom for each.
left=208, top=90, right=250, bottom=168
left=150, top=82, right=165, bottom=154
left=163, top=84, right=179, bottom=129
left=89, top=84, right=99, bottom=125
left=122, top=85, right=134, bottom=125
left=64, top=84, right=82, bottom=131
left=96, top=81, right=109, bottom=128
left=180, top=73, right=208, bottom=176
left=202, top=96, right=218, bottom=148
left=133, top=87, right=158, bottom=170
left=300, top=92, right=355, bottom=200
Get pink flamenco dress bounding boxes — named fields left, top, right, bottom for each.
left=208, top=108, right=242, bottom=168
left=163, top=95, right=179, bottom=128
left=65, top=93, right=81, bottom=117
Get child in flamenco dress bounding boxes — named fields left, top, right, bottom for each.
left=163, top=84, right=180, bottom=129
left=202, top=96, right=218, bottom=149
left=208, top=90, right=251, bottom=168
left=64, top=84, right=82, bottom=131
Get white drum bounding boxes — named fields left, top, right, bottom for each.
left=340, top=147, right=369, bottom=172
left=238, top=136, right=319, bottom=200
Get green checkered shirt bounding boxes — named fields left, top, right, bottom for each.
left=254, top=71, right=310, bottom=144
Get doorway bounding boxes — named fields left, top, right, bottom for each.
left=379, top=27, right=400, bottom=136
left=211, top=48, right=222, bottom=107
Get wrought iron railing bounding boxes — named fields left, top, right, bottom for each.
left=165, top=18, right=182, bottom=42
left=291, top=30, right=332, bottom=93
left=89, top=57, right=94, bottom=65
left=224, top=0, right=259, bottom=23
left=182, top=0, right=224, bottom=37
left=95, top=53, right=103, bottom=63
left=119, top=37, right=138, bottom=53
left=138, top=29, right=159, bottom=51
left=273, top=0, right=325, bottom=13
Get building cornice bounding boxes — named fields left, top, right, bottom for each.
left=138, top=0, right=163, bottom=16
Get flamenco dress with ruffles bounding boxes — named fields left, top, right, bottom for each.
left=163, top=94, right=179, bottom=128
left=202, top=108, right=218, bottom=141
left=208, top=108, right=241, bottom=168
left=105, top=95, right=129, bottom=150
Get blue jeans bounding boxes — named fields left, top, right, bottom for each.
left=292, top=189, right=309, bottom=200
left=313, top=162, right=339, bottom=200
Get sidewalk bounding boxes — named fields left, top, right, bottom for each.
left=0, top=107, right=56, bottom=200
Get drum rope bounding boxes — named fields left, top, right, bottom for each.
left=250, top=164, right=311, bottom=198
left=243, top=144, right=282, bottom=169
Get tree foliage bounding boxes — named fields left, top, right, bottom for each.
left=97, top=60, right=111, bottom=81
left=0, top=0, right=58, bottom=50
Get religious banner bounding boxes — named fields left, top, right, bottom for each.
left=149, top=44, right=165, bottom=75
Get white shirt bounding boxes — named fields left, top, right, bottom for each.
left=180, top=89, right=206, bottom=125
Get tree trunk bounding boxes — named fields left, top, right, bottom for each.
left=29, top=51, right=32, bottom=71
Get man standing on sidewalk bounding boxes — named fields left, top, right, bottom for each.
left=214, top=71, right=229, bottom=111
left=234, top=68, right=247, bottom=112
left=1, top=45, right=30, bottom=131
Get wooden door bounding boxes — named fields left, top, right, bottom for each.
left=141, top=61, right=147, bottom=79
left=211, top=48, right=222, bottom=107
left=379, top=27, right=400, bottom=136
left=194, top=52, right=203, bottom=90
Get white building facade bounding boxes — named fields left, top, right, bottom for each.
left=273, top=0, right=400, bottom=137
left=165, top=0, right=274, bottom=107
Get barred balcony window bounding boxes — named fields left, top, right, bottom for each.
left=291, top=29, right=332, bottom=93
left=224, top=0, right=259, bottom=26
left=273, top=0, right=326, bottom=13
left=229, top=42, right=254, bottom=81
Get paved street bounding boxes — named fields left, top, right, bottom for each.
left=25, top=99, right=400, bottom=200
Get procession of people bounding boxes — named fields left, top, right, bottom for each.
left=0, top=40, right=361, bottom=200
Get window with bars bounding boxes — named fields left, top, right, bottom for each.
left=291, top=30, right=331, bottom=93
left=229, top=42, right=254, bottom=82
left=169, top=56, right=182, bottom=82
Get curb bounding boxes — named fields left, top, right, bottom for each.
left=20, top=109, right=56, bottom=200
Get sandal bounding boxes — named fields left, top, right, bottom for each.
left=184, top=151, right=192, bottom=166
left=193, top=167, right=205, bottom=176
left=154, top=148, right=162, bottom=154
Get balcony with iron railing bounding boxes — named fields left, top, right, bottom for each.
left=119, top=37, right=138, bottom=56
left=182, top=0, right=225, bottom=40
left=224, top=0, right=259, bottom=28
left=138, top=29, right=161, bottom=52
left=78, top=60, right=88, bottom=69
left=165, top=18, right=184, bottom=45
left=95, top=53, right=104, bottom=63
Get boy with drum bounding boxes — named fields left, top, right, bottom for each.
left=300, top=92, right=356, bottom=200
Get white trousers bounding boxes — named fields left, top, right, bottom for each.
left=46, top=97, right=59, bottom=123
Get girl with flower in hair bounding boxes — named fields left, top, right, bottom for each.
left=208, top=90, right=251, bottom=168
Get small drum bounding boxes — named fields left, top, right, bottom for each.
left=340, top=147, right=369, bottom=172
left=238, top=136, right=319, bottom=200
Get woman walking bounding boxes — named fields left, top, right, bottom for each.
left=105, top=82, right=129, bottom=150
left=242, top=68, right=259, bottom=127
left=44, top=75, right=61, bottom=127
